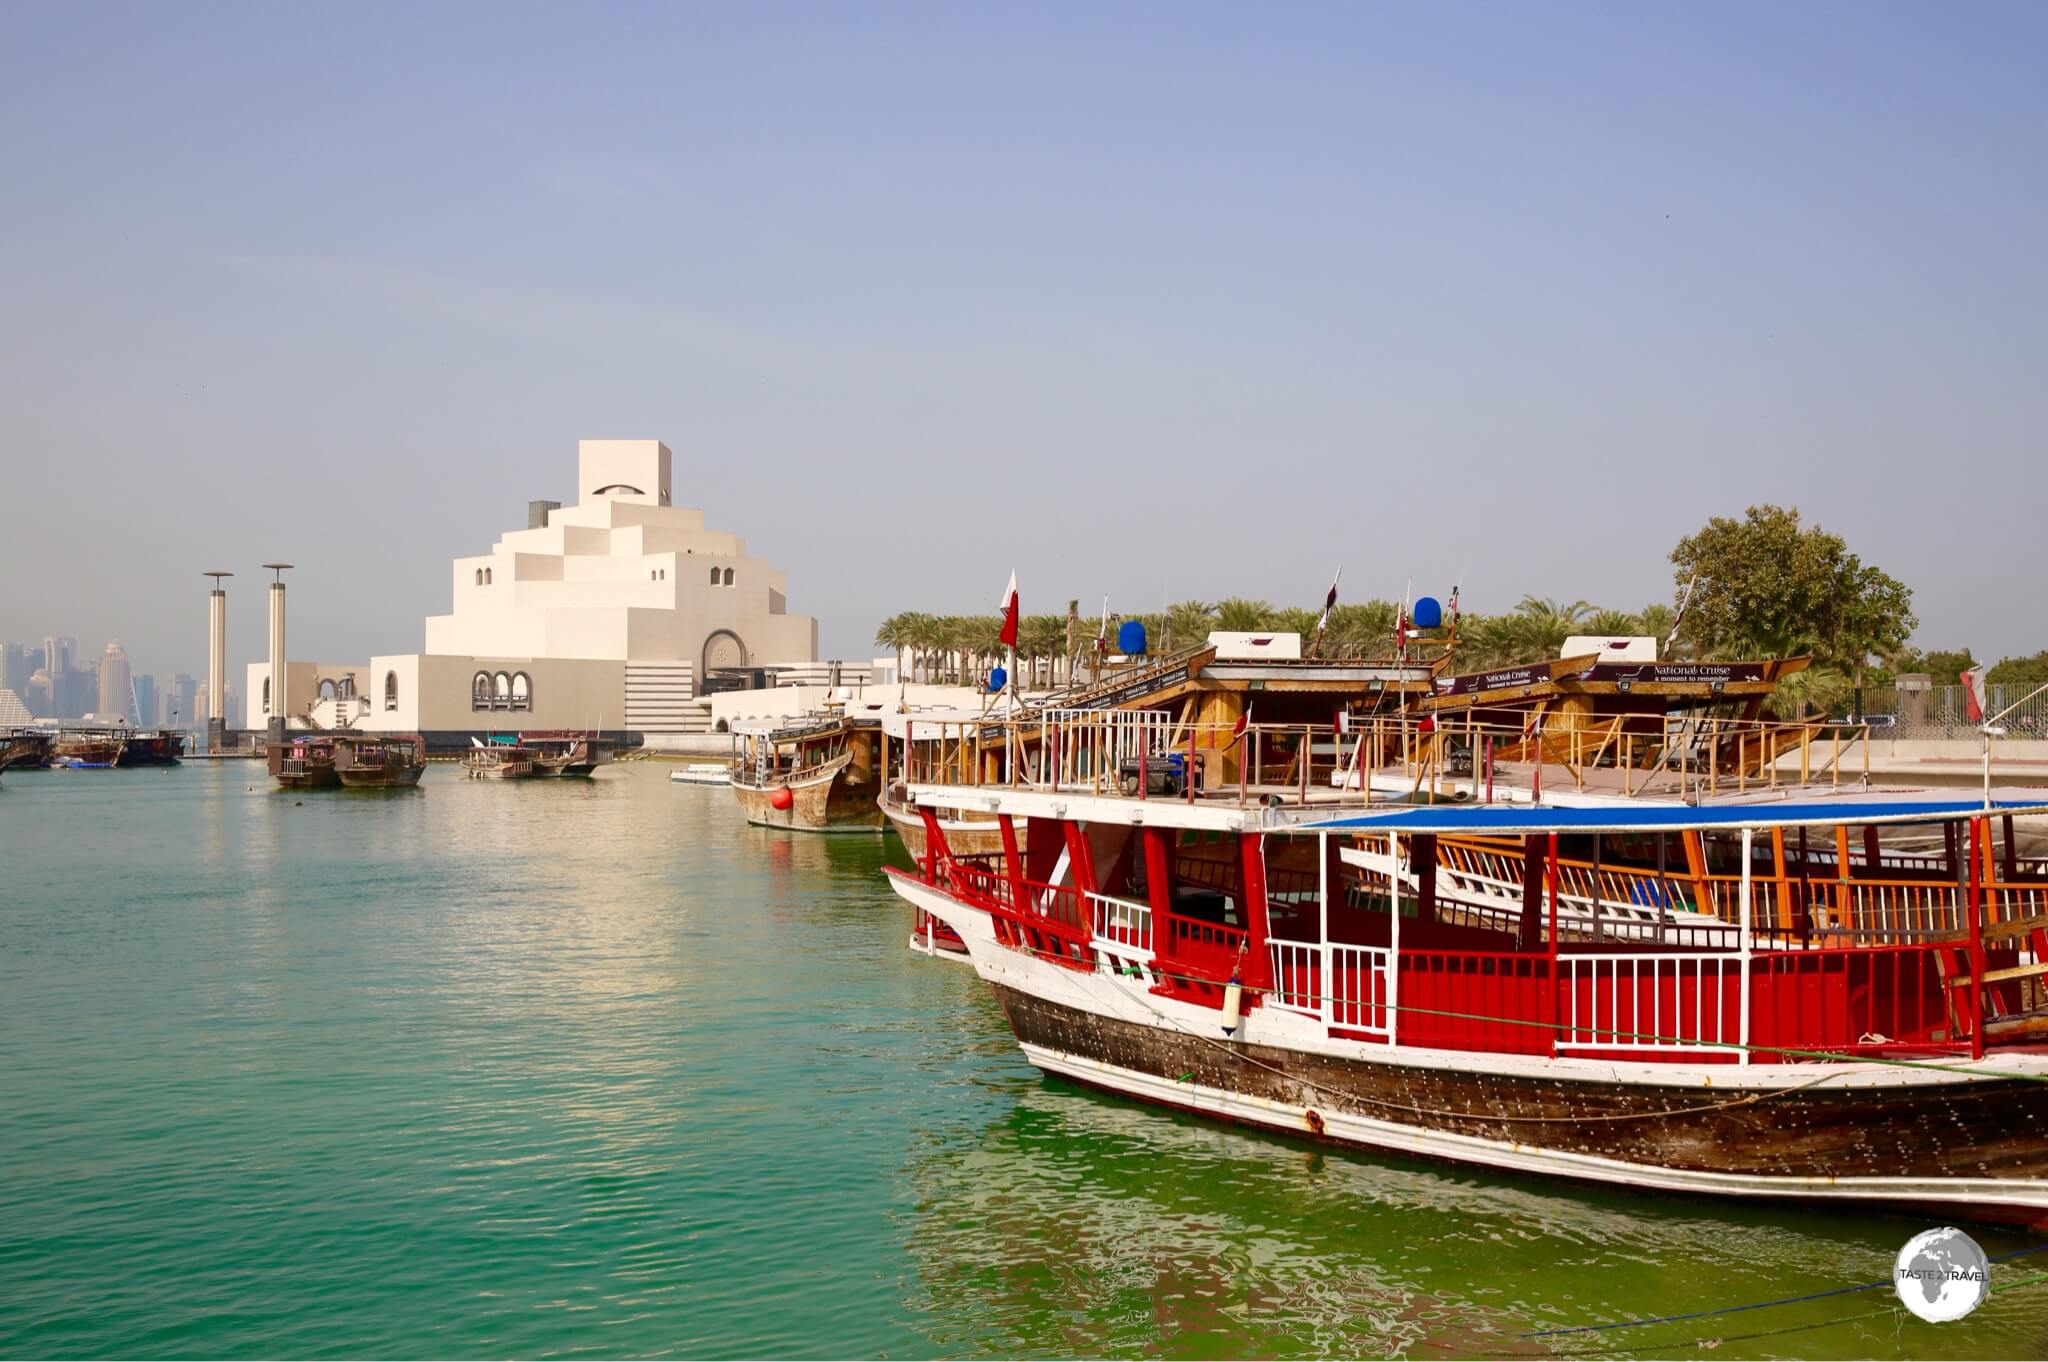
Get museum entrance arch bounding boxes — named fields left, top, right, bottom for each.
left=702, top=629, right=749, bottom=676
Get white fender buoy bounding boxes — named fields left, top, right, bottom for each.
left=1220, top=974, right=1243, bottom=1036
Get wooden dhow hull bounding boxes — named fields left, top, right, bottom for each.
left=52, top=739, right=122, bottom=769
left=732, top=753, right=884, bottom=833
left=882, top=791, right=1005, bottom=859
left=116, top=732, right=185, bottom=766
left=336, top=764, right=425, bottom=788
left=894, top=873, right=2048, bottom=1227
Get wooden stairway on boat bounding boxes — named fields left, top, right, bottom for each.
left=1934, top=916, right=2048, bottom=1042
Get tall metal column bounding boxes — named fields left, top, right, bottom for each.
left=204, top=571, right=232, bottom=753
left=263, top=563, right=292, bottom=744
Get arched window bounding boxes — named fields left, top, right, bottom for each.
left=262, top=677, right=271, bottom=713
left=475, top=569, right=483, bottom=586
left=485, top=567, right=493, bottom=585
left=472, top=671, right=491, bottom=709
left=723, top=567, right=735, bottom=586
left=318, top=678, right=337, bottom=701
left=710, top=566, right=721, bottom=585
left=511, top=673, right=530, bottom=711
left=384, top=671, right=399, bottom=712
left=494, top=672, right=511, bottom=703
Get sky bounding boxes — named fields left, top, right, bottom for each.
left=3, top=2, right=2043, bottom=680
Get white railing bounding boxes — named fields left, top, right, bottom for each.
left=1330, top=944, right=1392, bottom=1037
left=1088, top=891, right=1153, bottom=955
left=1436, top=863, right=1734, bottom=945
left=1556, top=953, right=1740, bottom=1052
left=1041, top=708, right=1177, bottom=790
left=1266, top=939, right=1323, bottom=1015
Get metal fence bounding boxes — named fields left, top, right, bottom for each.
left=1860, top=683, right=2048, bottom=740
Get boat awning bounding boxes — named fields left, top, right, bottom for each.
left=1301, top=793, right=2048, bottom=836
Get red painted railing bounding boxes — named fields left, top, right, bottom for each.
left=910, top=861, right=1982, bottom=1061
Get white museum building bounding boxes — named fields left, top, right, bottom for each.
left=249, top=439, right=845, bottom=740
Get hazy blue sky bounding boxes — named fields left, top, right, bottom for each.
left=3, top=2, right=2043, bottom=679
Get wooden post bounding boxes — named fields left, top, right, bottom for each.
left=1683, top=830, right=1712, bottom=919
left=1770, top=827, right=1789, bottom=938
left=1518, top=834, right=1544, bottom=950
left=1834, top=824, right=1852, bottom=935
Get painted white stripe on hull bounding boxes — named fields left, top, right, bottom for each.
left=1019, top=1043, right=2048, bottom=1216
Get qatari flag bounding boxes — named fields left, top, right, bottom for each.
left=1963, top=666, right=1988, bottom=724
left=998, top=572, right=1019, bottom=650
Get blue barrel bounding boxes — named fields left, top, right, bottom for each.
left=988, top=665, right=1007, bottom=692
left=1117, top=619, right=1148, bottom=656
left=1412, top=596, right=1443, bottom=630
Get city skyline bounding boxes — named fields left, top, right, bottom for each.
left=1, top=635, right=214, bottom=728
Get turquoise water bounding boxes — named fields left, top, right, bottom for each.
left=2, top=761, right=2045, bottom=1359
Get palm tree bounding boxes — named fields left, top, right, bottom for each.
left=872, top=613, right=914, bottom=682
left=1637, top=603, right=1677, bottom=654
left=1503, top=596, right=1595, bottom=662
left=1328, top=601, right=1397, bottom=655
left=1272, top=606, right=1320, bottom=639
left=1583, top=608, right=1643, bottom=639
left=1161, top=600, right=1215, bottom=653
left=1214, top=597, right=1275, bottom=632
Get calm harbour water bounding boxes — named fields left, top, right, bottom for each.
left=2, top=761, right=2045, bottom=1360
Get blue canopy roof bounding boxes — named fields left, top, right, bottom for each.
left=1300, top=796, right=2048, bottom=836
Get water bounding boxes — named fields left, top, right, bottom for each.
left=3, top=762, right=2045, bottom=1359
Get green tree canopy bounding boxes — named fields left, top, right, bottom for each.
left=1670, top=505, right=1916, bottom=682
left=1989, top=652, right=2048, bottom=689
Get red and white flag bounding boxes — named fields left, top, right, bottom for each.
left=1447, top=583, right=1460, bottom=633
left=1232, top=704, right=1253, bottom=743
left=1393, top=605, right=1410, bottom=662
left=998, top=572, right=1019, bottom=650
left=1316, top=567, right=1341, bottom=635
left=1963, top=665, right=1988, bottom=724
left=1666, top=574, right=1698, bottom=653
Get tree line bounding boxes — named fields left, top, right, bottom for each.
left=873, top=505, right=2023, bottom=716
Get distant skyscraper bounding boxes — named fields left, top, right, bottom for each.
left=97, top=640, right=133, bottom=723
left=26, top=668, right=54, bottom=716
left=169, top=673, right=198, bottom=730
left=132, top=672, right=159, bottom=728
left=0, top=642, right=34, bottom=695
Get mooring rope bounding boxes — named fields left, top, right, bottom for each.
left=1523, top=1242, right=2048, bottom=1340
left=1558, top=1268, right=2048, bottom=1357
